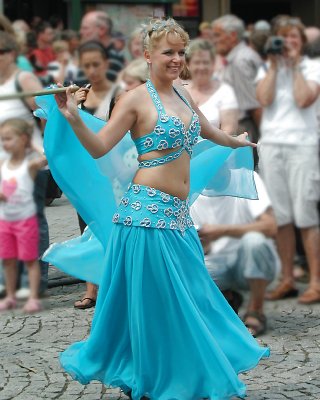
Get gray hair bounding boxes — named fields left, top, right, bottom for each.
left=212, top=14, right=245, bottom=40
left=186, top=39, right=215, bottom=62
left=93, top=11, right=113, bottom=34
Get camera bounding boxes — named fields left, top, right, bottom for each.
left=264, top=36, right=285, bottom=55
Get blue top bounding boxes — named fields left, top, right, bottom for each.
left=133, top=80, right=201, bottom=168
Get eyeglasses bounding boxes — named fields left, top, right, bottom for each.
left=0, top=48, right=12, bottom=55
left=277, top=17, right=302, bottom=27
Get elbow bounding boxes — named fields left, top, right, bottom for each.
left=93, top=150, right=106, bottom=159
left=266, top=222, right=278, bottom=239
left=295, top=97, right=316, bottom=109
left=257, top=96, right=273, bottom=108
left=92, top=145, right=109, bottom=159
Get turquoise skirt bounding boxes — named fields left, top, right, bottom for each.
left=60, top=185, right=269, bottom=400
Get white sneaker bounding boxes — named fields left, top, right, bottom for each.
left=0, top=284, right=5, bottom=293
left=16, top=288, right=31, bottom=300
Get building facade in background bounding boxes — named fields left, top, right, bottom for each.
left=3, top=0, right=320, bottom=38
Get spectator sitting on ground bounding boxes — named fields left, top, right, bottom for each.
left=191, top=172, right=280, bottom=337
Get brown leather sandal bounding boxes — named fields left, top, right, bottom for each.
left=298, top=288, right=320, bottom=304
left=265, top=282, right=298, bottom=300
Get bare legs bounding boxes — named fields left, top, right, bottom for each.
left=0, top=258, right=41, bottom=312
left=266, top=223, right=320, bottom=303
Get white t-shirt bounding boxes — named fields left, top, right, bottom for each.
left=190, top=173, right=274, bottom=256
left=0, top=157, right=36, bottom=221
left=47, top=60, right=79, bottom=83
left=256, top=57, right=320, bottom=145
left=0, top=74, right=43, bottom=160
left=198, top=82, right=238, bottom=128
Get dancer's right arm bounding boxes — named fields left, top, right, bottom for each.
left=55, top=86, right=137, bottom=158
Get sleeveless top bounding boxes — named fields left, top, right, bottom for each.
left=134, top=80, right=201, bottom=168
left=0, top=73, right=43, bottom=160
left=78, top=83, right=118, bottom=121
left=0, top=158, right=36, bottom=221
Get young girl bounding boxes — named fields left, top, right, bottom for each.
left=0, top=118, right=47, bottom=313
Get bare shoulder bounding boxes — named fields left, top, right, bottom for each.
left=18, top=70, right=42, bottom=91
left=114, top=83, right=149, bottom=114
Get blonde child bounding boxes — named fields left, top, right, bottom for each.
left=0, top=118, right=47, bottom=313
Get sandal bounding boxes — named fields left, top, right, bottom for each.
left=23, top=298, right=42, bottom=313
left=0, top=297, right=17, bottom=311
left=243, top=311, right=267, bottom=337
left=265, top=282, right=298, bottom=300
left=74, top=297, right=96, bottom=309
left=298, top=287, right=320, bottom=304
left=124, top=390, right=149, bottom=400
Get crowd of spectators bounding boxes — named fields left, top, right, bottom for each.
left=0, top=10, right=319, bottom=337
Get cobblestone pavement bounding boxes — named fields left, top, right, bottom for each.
left=1, top=196, right=320, bottom=400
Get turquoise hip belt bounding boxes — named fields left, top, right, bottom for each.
left=112, top=183, right=194, bottom=235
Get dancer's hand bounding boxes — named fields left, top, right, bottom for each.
left=54, top=85, right=79, bottom=122
left=235, top=132, right=257, bottom=148
left=74, top=86, right=90, bottom=105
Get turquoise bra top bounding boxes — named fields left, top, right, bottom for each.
left=134, top=79, right=201, bottom=168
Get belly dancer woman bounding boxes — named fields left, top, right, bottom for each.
left=53, top=18, right=269, bottom=400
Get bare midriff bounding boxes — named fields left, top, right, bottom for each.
left=133, top=149, right=190, bottom=200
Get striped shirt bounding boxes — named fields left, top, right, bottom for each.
left=223, top=41, right=262, bottom=120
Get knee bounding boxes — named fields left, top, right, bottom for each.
left=240, top=232, right=268, bottom=254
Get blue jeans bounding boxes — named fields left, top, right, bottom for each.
left=0, top=170, right=49, bottom=293
left=204, top=232, right=280, bottom=291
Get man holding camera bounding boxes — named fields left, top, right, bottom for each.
left=256, top=18, right=320, bottom=304
left=212, top=14, right=263, bottom=162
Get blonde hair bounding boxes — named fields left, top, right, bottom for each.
left=199, top=21, right=211, bottom=32
left=122, top=58, right=148, bottom=83
left=52, top=39, right=69, bottom=54
left=143, top=18, right=189, bottom=51
left=1, top=118, right=33, bottom=147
